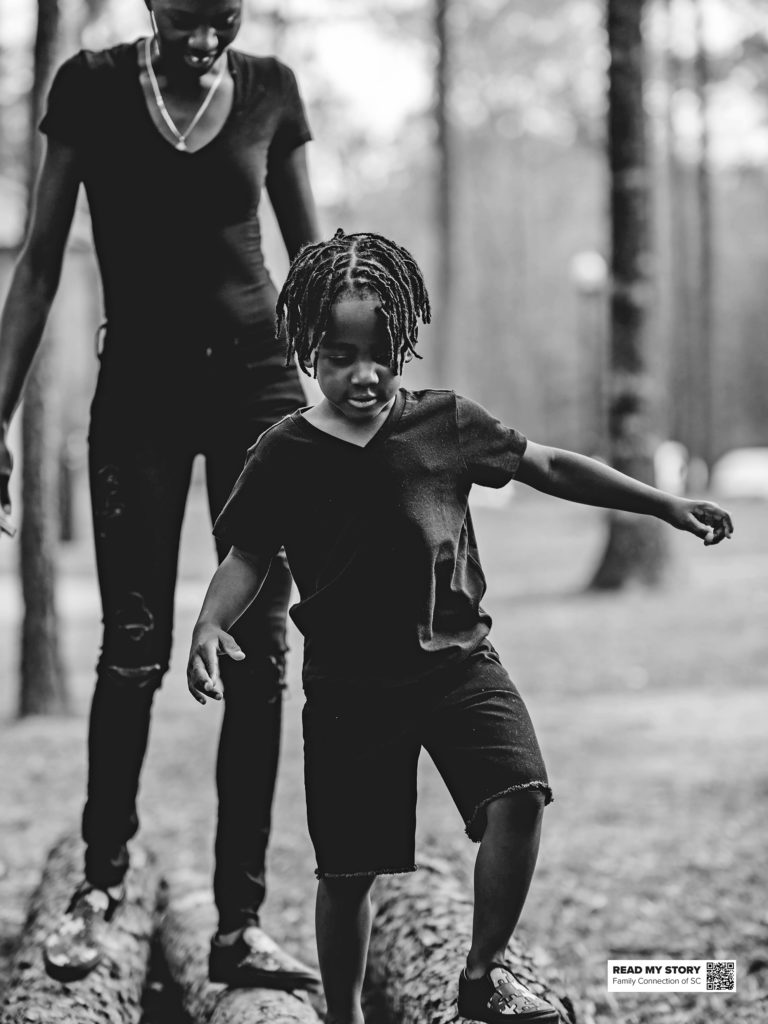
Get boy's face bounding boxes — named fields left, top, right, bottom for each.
left=315, top=294, right=400, bottom=422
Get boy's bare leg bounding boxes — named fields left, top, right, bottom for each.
left=316, top=875, right=376, bottom=1024
left=466, top=790, right=545, bottom=977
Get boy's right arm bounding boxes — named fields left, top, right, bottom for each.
left=0, top=138, right=81, bottom=518
left=187, top=546, right=273, bottom=706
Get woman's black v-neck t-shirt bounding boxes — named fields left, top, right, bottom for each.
left=213, top=389, right=528, bottom=691
left=40, top=42, right=312, bottom=342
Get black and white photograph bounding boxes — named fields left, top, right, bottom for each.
left=0, top=2, right=765, bottom=1023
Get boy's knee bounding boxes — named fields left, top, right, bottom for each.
left=319, top=874, right=376, bottom=903
left=485, top=787, right=546, bottom=827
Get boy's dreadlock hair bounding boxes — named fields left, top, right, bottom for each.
left=276, top=229, right=431, bottom=376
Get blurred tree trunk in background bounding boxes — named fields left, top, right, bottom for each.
left=590, top=0, right=668, bottom=589
left=19, top=0, right=68, bottom=715
left=57, top=0, right=111, bottom=543
left=692, top=0, right=714, bottom=471
left=433, top=0, right=456, bottom=386
left=663, top=0, right=696, bottom=460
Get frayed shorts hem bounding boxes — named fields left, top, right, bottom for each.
left=465, top=780, right=553, bottom=842
left=315, top=864, right=418, bottom=880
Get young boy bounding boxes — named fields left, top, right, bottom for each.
left=187, top=230, right=733, bottom=1024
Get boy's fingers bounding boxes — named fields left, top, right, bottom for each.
left=696, top=505, right=733, bottom=545
left=218, top=635, right=245, bottom=661
left=687, top=514, right=711, bottom=540
left=200, top=640, right=222, bottom=679
left=189, top=681, right=206, bottom=705
left=720, top=511, right=734, bottom=538
left=189, top=652, right=223, bottom=703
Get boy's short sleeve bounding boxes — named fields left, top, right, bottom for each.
left=268, top=61, right=312, bottom=161
left=456, top=394, right=527, bottom=487
left=212, top=447, right=285, bottom=559
left=39, top=53, right=90, bottom=145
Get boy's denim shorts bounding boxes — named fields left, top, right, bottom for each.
left=302, top=639, right=552, bottom=879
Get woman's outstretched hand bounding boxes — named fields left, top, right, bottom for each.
left=665, top=498, right=734, bottom=546
left=187, top=624, right=245, bottom=706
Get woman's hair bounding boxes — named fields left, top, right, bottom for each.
left=276, top=229, right=431, bottom=376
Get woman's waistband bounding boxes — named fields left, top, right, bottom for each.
left=94, top=318, right=290, bottom=367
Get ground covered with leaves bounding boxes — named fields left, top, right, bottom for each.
left=0, top=490, right=765, bottom=1024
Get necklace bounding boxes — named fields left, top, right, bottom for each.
left=144, top=36, right=226, bottom=152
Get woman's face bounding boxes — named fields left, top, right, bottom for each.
left=148, top=0, right=243, bottom=76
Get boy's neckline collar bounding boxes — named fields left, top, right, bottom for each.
left=294, top=389, right=406, bottom=450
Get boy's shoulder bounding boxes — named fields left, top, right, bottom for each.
left=400, top=388, right=489, bottom=426
left=245, top=410, right=305, bottom=460
left=400, top=387, right=457, bottom=416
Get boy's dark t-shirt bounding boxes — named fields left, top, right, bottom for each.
left=213, top=389, right=527, bottom=690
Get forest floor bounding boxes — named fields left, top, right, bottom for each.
left=0, top=483, right=765, bottom=1024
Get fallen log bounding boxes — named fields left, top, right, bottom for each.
left=368, top=856, right=577, bottom=1024
left=0, top=832, right=159, bottom=1024
left=160, top=869, right=323, bottom=1024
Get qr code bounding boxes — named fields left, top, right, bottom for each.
left=706, top=960, right=736, bottom=991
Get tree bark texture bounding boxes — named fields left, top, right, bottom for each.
left=18, top=0, right=68, bottom=715
left=663, top=0, right=696, bottom=459
left=692, top=0, right=715, bottom=469
left=368, top=857, right=577, bottom=1024
left=19, top=338, right=66, bottom=715
left=160, top=869, right=322, bottom=1024
left=433, top=0, right=456, bottom=386
left=0, top=833, right=159, bottom=1024
left=590, top=0, right=668, bottom=589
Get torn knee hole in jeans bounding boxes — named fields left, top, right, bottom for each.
left=102, top=593, right=161, bottom=688
left=114, top=592, right=155, bottom=643
left=268, top=654, right=287, bottom=686
left=263, top=654, right=287, bottom=701
left=102, top=664, right=162, bottom=689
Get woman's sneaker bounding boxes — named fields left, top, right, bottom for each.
left=209, top=925, right=321, bottom=990
left=43, top=881, right=125, bottom=982
left=458, top=963, right=561, bottom=1023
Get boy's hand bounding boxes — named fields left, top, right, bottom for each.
left=187, top=624, right=245, bottom=706
left=665, top=498, right=734, bottom=546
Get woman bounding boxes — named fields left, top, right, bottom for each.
left=0, top=0, right=320, bottom=988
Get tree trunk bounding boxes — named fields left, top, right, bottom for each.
left=433, top=0, right=456, bottom=386
left=692, top=0, right=715, bottom=471
left=663, top=0, right=696, bottom=458
left=160, top=869, right=322, bottom=1024
left=590, top=0, right=668, bottom=589
left=368, top=857, right=577, bottom=1024
left=18, top=0, right=68, bottom=715
left=0, top=833, right=159, bottom=1024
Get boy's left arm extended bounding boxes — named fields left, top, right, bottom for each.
left=516, top=442, right=733, bottom=545
left=187, top=546, right=273, bottom=706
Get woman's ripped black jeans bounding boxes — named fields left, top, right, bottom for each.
left=82, top=325, right=305, bottom=933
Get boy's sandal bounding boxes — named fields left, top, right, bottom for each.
left=458, top=962, right=561, bottom=1023
left=209, top=925, right=321, bottom=990
left=43, top=881, right=125, bottom=983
